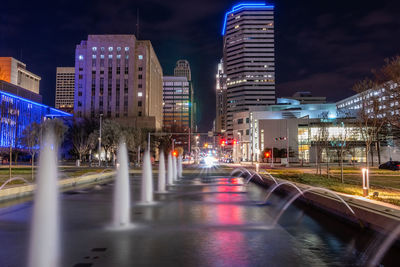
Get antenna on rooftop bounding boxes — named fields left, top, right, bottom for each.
left=136, top=8, right=139, bottom=39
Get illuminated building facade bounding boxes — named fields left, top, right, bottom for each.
left=0, top=57, right=41, bottom=94
left=0, top=89, right=72, bottom=149
left=174, top=60, right=195, bottom=129
left=162, top=76, right=190, bottom=131
left=222, top=3, right=275, bottom=137
left=216, top=59, right=227, bottom=133
left=74, top=35, right=163, bottom=130
left=55, top=67, right=75, bottom=113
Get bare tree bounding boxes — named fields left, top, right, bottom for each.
left=353, top=78, right=387, bottom=168
left=69, top=118, right=97, bottom=162
left=19, top=122, right=41, bottom=180
left=101, top=120, right=122, bottom=164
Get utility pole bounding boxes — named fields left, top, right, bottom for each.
left=98, top=114, right=103, bottom=167
left=147, top=132, right=150, bottom=152
left=271, top=145, right=274, bottom=167
left=138, top=145, right=141, bottom=166
left=188, top=127, right=191, bottom=160
left=9, top=141, right=12, bottom=179
left=286, top=121, right=290, bottom=167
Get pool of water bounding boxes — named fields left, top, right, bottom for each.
left=0, top=166, right=398, bottom=266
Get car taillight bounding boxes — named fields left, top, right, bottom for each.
left=397, top=165, right=400, bottom=167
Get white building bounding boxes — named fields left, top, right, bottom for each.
left=222, top=3, right=275, bottom=137
left=55, top=67, right=75, bottom=113
left=0, top=57, right=41, bottom=94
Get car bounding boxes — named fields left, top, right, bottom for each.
left=379, top=161, right=400, bottom=171
left=225, top=158, right=234, bottom=163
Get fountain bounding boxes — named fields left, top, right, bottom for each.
left=112, top=142, right=131, bottom=227
left=28, top=133, right=60, bottom=267
left=141, top=150, right=154, bottom=203
left=178, top=155, right=183, bottom=178
left=167, top=153, right=173, bottom=186
left=272, top=187, right=357, bottom=226
left=262, top=181, right=303, bottom=204
left=157, top=151, right=166, bottom=193
left=172, top=155, right=177, bottom=181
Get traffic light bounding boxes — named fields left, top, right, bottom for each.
left=220, top=139, right=226, bottom=146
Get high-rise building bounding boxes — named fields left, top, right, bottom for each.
left=174, top=60, right=191, bottom=81
left=162, top=76, right=190, bottom=131
left=222, top=3, right=275, bottom=137
left=174, top=60, right=195, bottom=129
left=215, top=59, right=227, bottom=133
left=74, top=35, right=163, bottom=130
left=0, top=57, right=41, bottom=94
left=55, top=67, right=75, bottom=113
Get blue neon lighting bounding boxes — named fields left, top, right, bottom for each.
left=0, top=90, right=72, bottom=117
left=222, top=2, right=274, bottom=35
left=0, top=89, right=72, bottom=149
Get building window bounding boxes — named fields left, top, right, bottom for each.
left=138, top=92, right=143, bottom=97
left=92, top=55, right=96, bottom=59
left=138, top=101, right=142, bottom=107
left=138, top=111, right=142, bottom=116
left=138, top=55, right=143, bottom=60
left=108, top=47, right=113, bottom=51
left=78, top=91, right=82, bottom=96
left=138, top=84, right=142, bottom=88
left=138, top=74, right=142, bottom=79
left=246, top=118, right=250, bottom=123
left=101, top=47, right=105, bottom=52
left=78, top=55, right=84, bottom=60
left=117, top=47, right=121, bottom=51
left=238, top=118, right=243, bottom=124
left=92, top=47, right=97, bottom=51
left=138, top=67, right=143, bottom=71
left=78, top=74, right=83, bottom=79
left=108, top=55, right=112, bottom=59
left=124, top=47, right=129, bottom=51
left=246, top=129, right=250, bottom=135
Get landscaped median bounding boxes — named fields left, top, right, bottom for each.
left=257, top=168, right=400, bottom=233
left=0, top=169, right=116, bottom=202
left=266, top=168, right=400, bottom=206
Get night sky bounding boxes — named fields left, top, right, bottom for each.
left=1, top=0, right=400, bottom=131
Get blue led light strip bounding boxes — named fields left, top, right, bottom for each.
left=0, top=90, right=73, bottom=117
left=222, top=2, right=274, bottom=35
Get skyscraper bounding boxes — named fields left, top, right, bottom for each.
left=215, top=59, right=227, bottom=133
left=162, top=76, right=190, bottom=131
left=222, top=3, right=275, bottom=136
left=55, top=67, right=75, bottom=113
left=174, top=60, right=191, bottom=81
left=174, top=60, right=195, bottom=129
left=74, top=35, right=163, bottom=129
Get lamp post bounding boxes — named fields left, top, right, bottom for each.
left=362, top=168, right=369, bottom=197
left=98, top=114, right=103, bottom=167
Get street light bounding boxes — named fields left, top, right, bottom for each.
left=362, top=168, right=369, bottom=197
left=98, top=114, right=103, bottom=167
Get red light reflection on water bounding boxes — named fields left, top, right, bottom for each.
left=208, top=179, right=249, bottom=266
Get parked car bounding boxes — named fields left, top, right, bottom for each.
left=379, top=161, right=400, bottom=171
